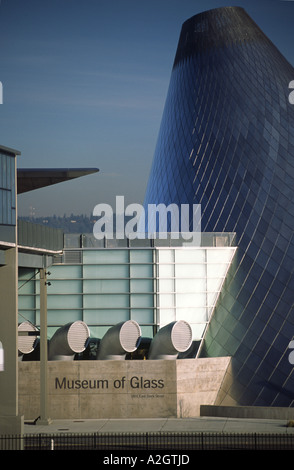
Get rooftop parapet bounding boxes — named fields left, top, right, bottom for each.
left=62, top=232, right=236, bottom=250
left=18, top=219, right=64, bottom=253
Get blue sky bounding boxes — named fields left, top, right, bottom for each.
left=0, top=0, right=293, bottom=217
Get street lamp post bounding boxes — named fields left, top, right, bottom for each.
left=38, top=267, right=52, bottom=425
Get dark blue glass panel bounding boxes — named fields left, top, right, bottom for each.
left=143, top=7, right=294, bottom=406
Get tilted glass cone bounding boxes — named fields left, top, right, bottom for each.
left=143, top=6, right=294, bottom=406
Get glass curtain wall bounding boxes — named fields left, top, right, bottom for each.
left=156, top=248, right=235, bottom=339
left=18, top=246, right=235, bottom=342
left=82, top=249, right=154, bottom=338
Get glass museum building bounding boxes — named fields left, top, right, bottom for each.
left=14, top=6, right=294, bottom=411
left=143, top=6, right=294, bottom=406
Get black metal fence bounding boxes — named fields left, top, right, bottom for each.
left=1, top=432, right=294, bottom=450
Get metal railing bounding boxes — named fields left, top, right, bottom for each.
left=63, top=232, right=236, bottom=249
left=1, top=432, right=294, bottom=450
left=18, top=219, right=64, bottom=252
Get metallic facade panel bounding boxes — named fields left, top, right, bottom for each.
left=143, top=7, right=294, bottom=406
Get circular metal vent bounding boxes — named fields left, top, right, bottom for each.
left=18, top=321, right=38, bottom=354
left=171, top=320, right=192, bottom=352
left=67, top=321, right=90, bottom=353
left=119, top=320, right=141, bottom=353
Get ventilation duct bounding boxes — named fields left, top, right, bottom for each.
left=18, top=321, right=39, bottom=358
left=48, top=321, right=90, bottom=361
left=96, top=320, right=141, bottom=360
left=148, top=321, right=193, bottom=360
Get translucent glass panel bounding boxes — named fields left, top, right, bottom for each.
left=19, top=249, right=154, bottom=334
left=176, top=308, right=208, bottom=323
left=43, top=310, right=82, bottom=326
left=83, top=249, right=129, bottom=264
left=175, top=264, right=206, bottom=278
left=131, top=294, right=153, bottom=308
left=156, top=248, right=235, bottom=340
left=83, top=279, right=129, bottom=294
left=18, top=267, right=85, bottom=328
left=175, top=250, right=206, bottom=263
left=49, top=280, right=82, bottom=294
left=18, top=269, right=37, bottom=325
left=130, top=250, right=153, bottom=264
left=84, top=309, right=130, bottom=324
left=84, top=294, right=129, bottom=309
left=158, top=250, right=174, bottom=263
left=18, top=269, right=36, bottom=295
left=49, top=265, right=82, bottom=279
left=159, top=309, right=176, bottom=324
left=18, top=310, right=35, bottom=324
left=81, top=250, right=155, bottom=330
left=83, top=264, right=129, bottom=279
left=47, top=294, right=82, bottom=310
left=130, top=279, right=153, bottom=293
left=131, top=309, right=154, bottom=323
left=19, top=295, right=35, bottom=309
left=130, top=264, right=153, bottom=278
left=44, top=264, right=83, bottom=326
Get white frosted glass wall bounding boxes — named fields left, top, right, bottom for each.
left=156, top=248, right=235, bottom=340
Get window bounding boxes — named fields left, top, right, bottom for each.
left=0, top=152, right=16, bottom=226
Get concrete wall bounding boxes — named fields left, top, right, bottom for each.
left=19, top=357, right=231, bottom=420
left=200, top=405, right=294, bottom=420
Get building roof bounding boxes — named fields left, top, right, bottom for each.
left=0, top=144, right=21, bottom=156
left=17, top=168, right=99, bottom=194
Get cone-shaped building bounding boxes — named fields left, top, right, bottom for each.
left=144, top=7, right=294, bottom=406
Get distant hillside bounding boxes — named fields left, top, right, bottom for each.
left=19, top=213, right=135, bottom=234
left=19, top=214, right=95, bottom=233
